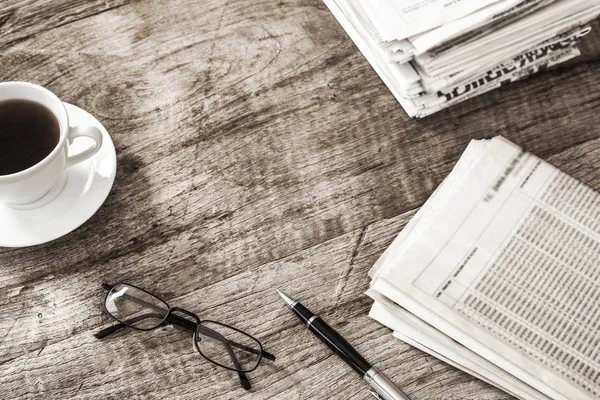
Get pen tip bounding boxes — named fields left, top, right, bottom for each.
left=275, top=289, right=296, bottom=308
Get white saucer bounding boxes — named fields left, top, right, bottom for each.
left=0, top=103, right=117, bottom=248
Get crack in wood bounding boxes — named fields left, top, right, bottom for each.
left=0, top=12, right=13, bottom=29
left=334, top=226, right=369, bottom=305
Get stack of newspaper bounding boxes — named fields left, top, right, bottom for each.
left=324, top=0, right=600, bottom=117
left=368, top=136, right=600, bottom=399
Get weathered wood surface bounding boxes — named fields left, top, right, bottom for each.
left=0, top=0, right=599, bottom=398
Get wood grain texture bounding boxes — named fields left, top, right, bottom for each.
left=0, top=0, right=599, bottom=398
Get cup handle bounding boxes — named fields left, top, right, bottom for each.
left=65, top=125, right=103, bottom=169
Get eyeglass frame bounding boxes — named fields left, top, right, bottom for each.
left=94, top=282, right=276, bottom=390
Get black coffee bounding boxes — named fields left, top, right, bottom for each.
left=0, top=100, right=60, bottom=175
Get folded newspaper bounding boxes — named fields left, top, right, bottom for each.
left=324, top=0, right=600, bottom=117
left=368, top=136, right=600, bottom=399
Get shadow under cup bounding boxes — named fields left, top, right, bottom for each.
left=0, top=82, right=102, bottom=206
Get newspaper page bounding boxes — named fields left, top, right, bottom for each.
left=414, top=0, right=600, bottom=75
left=414, top=0, right=557, bottom=57
left=371, top=137, right=600, bottom=399
left=409, top=0, right=536, bottom=55
left=359, top=0, right=503, bottom=41
left=415, top=3, right=600, bottom=77
left=368, top=291, right=551, bottom=399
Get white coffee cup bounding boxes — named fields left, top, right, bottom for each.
left=0, top=82, right=103, bottom=205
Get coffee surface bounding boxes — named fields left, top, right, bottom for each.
left=0, top=100, right=60, bottom=175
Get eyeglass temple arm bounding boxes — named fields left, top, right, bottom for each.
left=94, top=323, right=124, bottom=339
left=94, top=312, right=166, bottom=339
left=93, top=311, right=193, bottom=339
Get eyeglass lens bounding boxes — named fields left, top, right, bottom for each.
left=195, top=321, right=262, bottom=372
left=105, top=284, right=169, bottom=330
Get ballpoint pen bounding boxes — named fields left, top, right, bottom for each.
left=277, top=290, right=411, bottom=400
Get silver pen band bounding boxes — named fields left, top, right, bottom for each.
left=306, top=315, right=317, bottom=328
left=364, top=367, right=411, bottom=400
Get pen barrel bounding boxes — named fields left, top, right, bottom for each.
left=292, top=302, right=315, bottom=325
left=308, top=317, right=371, bottom=376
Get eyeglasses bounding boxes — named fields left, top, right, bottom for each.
left=94, top=283, right=275, bottom=390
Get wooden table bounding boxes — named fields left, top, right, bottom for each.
left=1, top=1, right=599, bottom=399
